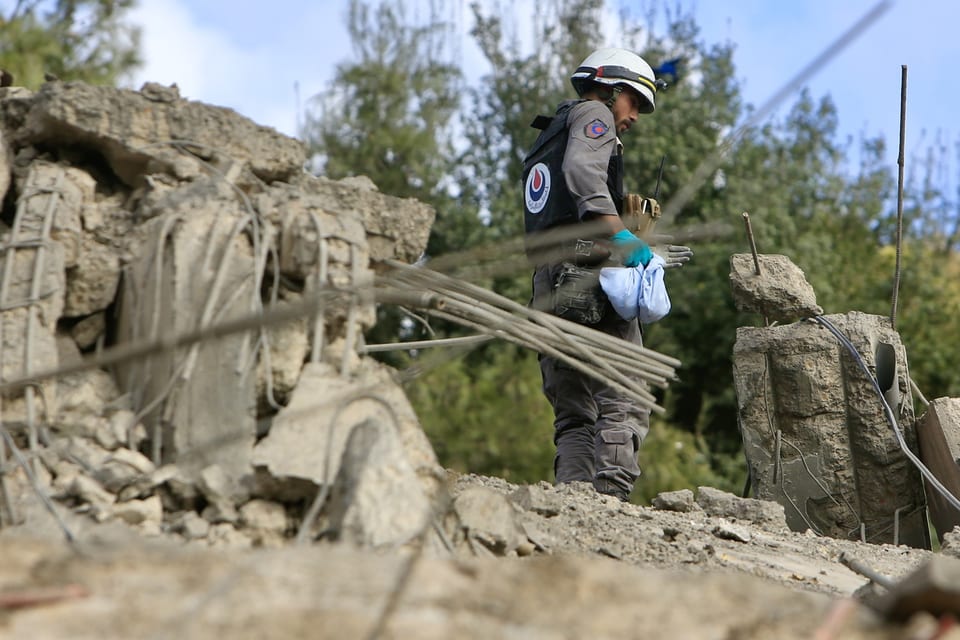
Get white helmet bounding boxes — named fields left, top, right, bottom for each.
left=570, top=47, right=658, bottom=113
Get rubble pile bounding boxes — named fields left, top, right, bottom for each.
left=730, top=252, right=960, bottom=549
left=2, top=82, right=960, bottom=639
left=0, top=80, right=440, bottom=548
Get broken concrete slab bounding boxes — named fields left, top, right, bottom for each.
left=696, top=487, right=787, bottom=530
left=255, top=292, right=309, bottom=413
left=453, top=486, right=529, bottom=556
left=252, top=360, right=442, bottom=503
left=733, top=311, right=929, bottom=547
left=116, top=181, right=257, bottom=488
left=0, top=306, right=60, bottom=426
left=325, top=419, right=433, bottom=548
left=21, top=82, right=306, bottom=187
left=915, top=398, right=960, bottom=543
left=729, top=253, right=822, bottom=321
left=283, top=174, right=435, bottom=266
left=922, top=398, right=960, bottom=465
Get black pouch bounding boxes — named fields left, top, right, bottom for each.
left=553, top=261, right=606, bottom=325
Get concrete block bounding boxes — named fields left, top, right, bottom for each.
left=729, top=253, right=822, bottom=321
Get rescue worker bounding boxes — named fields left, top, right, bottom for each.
left=522, top=47, right=662, bottom=501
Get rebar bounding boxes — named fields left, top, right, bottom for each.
left=891, top=65, right=907, bottom=331
left=742, top=212, right=761, bottom=275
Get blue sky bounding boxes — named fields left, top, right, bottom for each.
left=124, top=0, right=956, bottom=174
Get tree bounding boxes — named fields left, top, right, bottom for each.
left=301, top=0, right=462, bottom=204
left=0, top=0, right=141, bottom=88
left=300, top=0, right=464, bottom=366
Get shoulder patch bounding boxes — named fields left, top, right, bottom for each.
left=584, top=118, right=609, bottom=139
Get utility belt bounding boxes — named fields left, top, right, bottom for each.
left=546, top=192, right=661, bottom=325
left=551, top=239, right=614, bottom=325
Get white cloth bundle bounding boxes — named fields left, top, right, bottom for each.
left=599, top=254, right=671, bottom=324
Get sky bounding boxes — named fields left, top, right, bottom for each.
left=122, top=0, right=958, bottom=173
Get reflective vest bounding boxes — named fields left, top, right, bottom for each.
left=521, top=101, right=624, bottom=242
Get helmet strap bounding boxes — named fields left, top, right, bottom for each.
left=605, top=85, right=622, bottom=110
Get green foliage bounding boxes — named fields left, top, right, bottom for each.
left=633, top=419, right=744, bottom=504
left=301, top=0, right=462, bottom=204
left=0, top=0, right=141, bottom=88
left=404, top=344, right=556, bottom=483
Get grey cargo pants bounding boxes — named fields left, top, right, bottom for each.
left=533, top=264, right=651, bottom=500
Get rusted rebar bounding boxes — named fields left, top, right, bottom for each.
left=742, top=212, right=761, bottom=275
left=891, top=65, right=907, bottom=331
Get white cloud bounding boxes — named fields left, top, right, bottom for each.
left=125, top=0, right=345, bottom=136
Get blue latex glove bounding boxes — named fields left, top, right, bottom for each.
left=610, top=229, right=653, bottom=267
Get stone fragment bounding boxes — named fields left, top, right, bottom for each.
left=711, top=521, right=753, bottom=543
left=64, top=235, right=120, bottom=316
left=325, top=419, right=432, bottom=548
left=207, top=523, right=253, bottom=548
left=239, top=499, right=288, bottom=547
left=69, top=475, right=115, bottom=507
left=729, top=253, right=822, bottom=321
left=53, top=436, right=111, bottom=472
left=253, top=360, right=442, bottom=503
left=510, top=484, right=561, bottom=517
left=55, top=366, right=121, bottom=437
left=177, top=511, right=212, bottom=540
left=117, top=464, right=178, bottom=503
left=70, top=311, right=106, bottom=350
left=107, top=410, right=143, bottom=450
left=696, top=487, right=787, bottom=530
left=940, top=527, right=960, bottom=560
left=112, top=495, right=163, bottom=526
left=652, top=489, right=700, bottom=513
left=93, top=448, right=155, bottom=494
left=92, top=418, right=121, bottom=451
left=453, top=486, right=528, bottom=556
left=199, top=465, right=241, bottom=524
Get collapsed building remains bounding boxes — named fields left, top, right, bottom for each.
left=0, top=80, right=444, bottom=547
left=730, top=252, right=960, bottom=549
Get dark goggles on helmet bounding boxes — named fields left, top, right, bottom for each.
left=574, top=65, right=659, bottom=93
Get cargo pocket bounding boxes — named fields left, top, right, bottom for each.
left=597, top=428, right=640, bottom=471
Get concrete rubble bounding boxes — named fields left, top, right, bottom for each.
left=729, top=252, right=823, bottom=321
left=0, top=80, right=437, bottom=549
left=730, top=253, right=952, bottom=550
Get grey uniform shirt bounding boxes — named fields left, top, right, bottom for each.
left=562, top=100, right=621, bottom=220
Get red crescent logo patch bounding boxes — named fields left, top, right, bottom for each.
left=585, top=119, right=609, bottom=139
